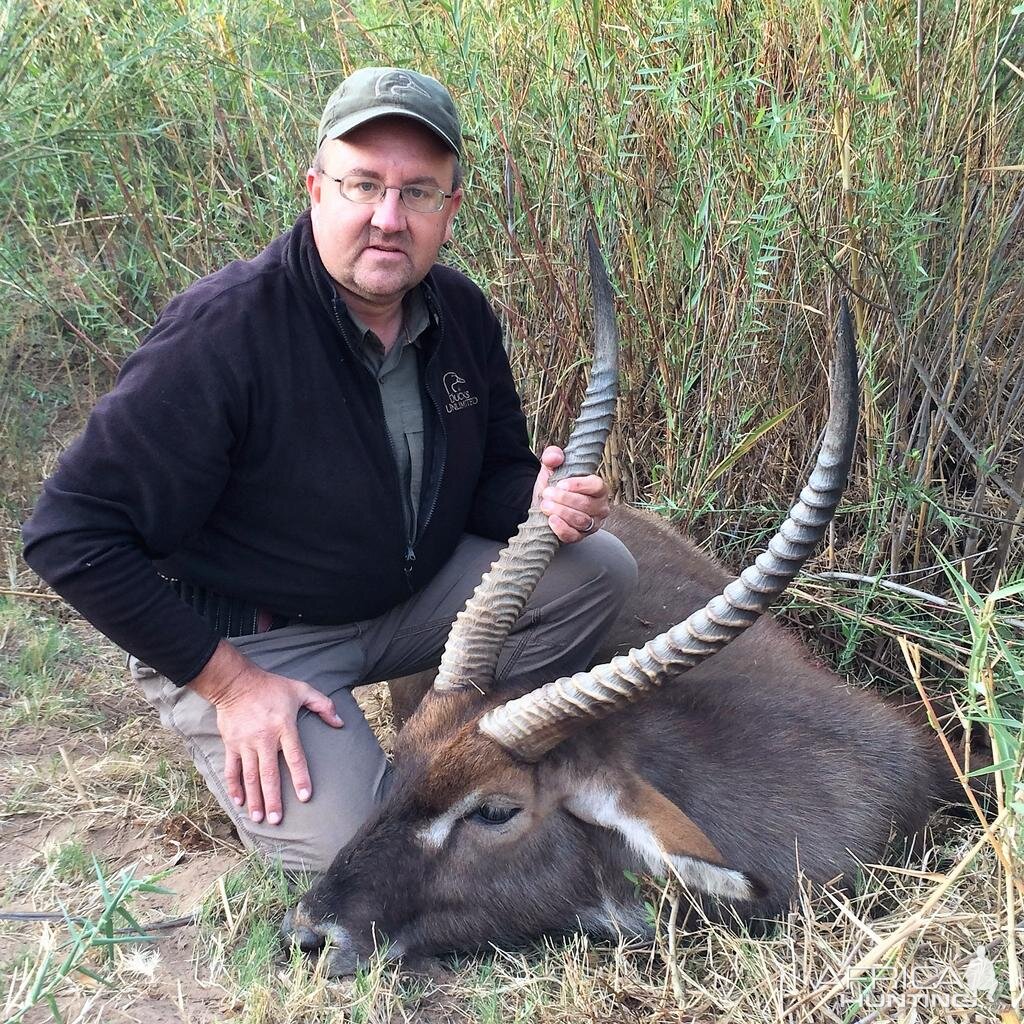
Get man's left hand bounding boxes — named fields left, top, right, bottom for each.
left=532, top=445, right=609, bottom=543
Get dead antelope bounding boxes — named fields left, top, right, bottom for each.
left=282, top=239, right=957, bottom=976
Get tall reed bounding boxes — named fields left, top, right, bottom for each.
left=2, top=0, right=1022, bottom=694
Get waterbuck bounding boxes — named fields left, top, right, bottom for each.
left=282, top=239, right=957, bottom=976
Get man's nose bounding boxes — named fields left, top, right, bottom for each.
left=370, top=188, right=407, bottom=233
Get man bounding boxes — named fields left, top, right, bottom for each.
left=22, top=67, right=636, bottom=872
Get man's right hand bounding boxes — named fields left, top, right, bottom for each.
left=188, top=640, right=344, bottom=825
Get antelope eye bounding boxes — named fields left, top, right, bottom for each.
left=468, top=804, right=521, bottom=826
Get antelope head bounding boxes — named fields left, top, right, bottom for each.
left=283, top=238, right=859, bottom=976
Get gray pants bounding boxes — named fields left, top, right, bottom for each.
left=136, top=531, right=636, bottom=873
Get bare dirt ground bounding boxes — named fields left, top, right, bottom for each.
left=0, top=603, right=245, bottom=1021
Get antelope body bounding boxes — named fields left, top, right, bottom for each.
left=283, top=243, right=955, bottom=976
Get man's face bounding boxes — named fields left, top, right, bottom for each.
left=307, top=117, right=462, bottom=309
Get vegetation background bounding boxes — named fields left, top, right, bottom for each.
left=1, top=0, right=1022, bottom=1020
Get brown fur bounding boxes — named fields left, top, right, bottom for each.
left=285, top=504, right=960, bottom=976
left=623, top=772, right=726, bottom=865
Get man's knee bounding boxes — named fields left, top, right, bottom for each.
left=242, top=785, right=381, bottom=875
left=230, top=694, right=390, bottom=875
left=549, top=529, right=636, bottom=621
left=581, top=529, right=638, bottom=604
left=524, top=527, right=637, bottom=634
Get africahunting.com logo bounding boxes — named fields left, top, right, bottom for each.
left=845, top=947, right=1000, bottom=1015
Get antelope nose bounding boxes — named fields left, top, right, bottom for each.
left=280, top=906, right=325, bottom=953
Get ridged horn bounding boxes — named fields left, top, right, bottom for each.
left=479, top=298, right=859, bottom=758
left=433, top=232, right=619, bottom=692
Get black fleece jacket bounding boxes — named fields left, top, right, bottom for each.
left=22, top=210, right=539, bottom=684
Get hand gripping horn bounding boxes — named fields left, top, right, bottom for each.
left=479, top=299, right=859, bottom=758
left=433, top=233, right=620, bottom=692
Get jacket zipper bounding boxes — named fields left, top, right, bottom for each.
left=331, top=300, right=416, bottom=590
left=416, top=312, right=448, bottom=551
left=381, top=409, right=416, bottom=591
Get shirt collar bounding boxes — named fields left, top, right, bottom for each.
left=346, top=285, right=432, bottom=355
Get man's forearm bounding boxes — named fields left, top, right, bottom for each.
left=22, top=524, right=221, bottom=684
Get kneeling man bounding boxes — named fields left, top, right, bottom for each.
left=22, top=67, right=636, bottom=872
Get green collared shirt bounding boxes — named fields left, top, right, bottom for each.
left=347, top=287, right=431, bottom=539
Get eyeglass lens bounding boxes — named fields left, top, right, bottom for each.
left=338, top=175, right=446, bottom=213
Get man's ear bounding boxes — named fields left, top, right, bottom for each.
left=442, top=189, right=463, bottom=244
left=306, top=168, right=321, bottom=206
left=563, top=770, right=764, bottom=902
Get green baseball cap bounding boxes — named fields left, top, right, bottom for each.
left=317, top=67, right=462, bottom=156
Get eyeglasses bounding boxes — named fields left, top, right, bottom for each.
left=322, top=172, right=455, bottom=214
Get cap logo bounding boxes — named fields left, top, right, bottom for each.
left=375, top=71, right=431, bottom=103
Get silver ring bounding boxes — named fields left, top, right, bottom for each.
left=581, top=514, right=597, bottom=535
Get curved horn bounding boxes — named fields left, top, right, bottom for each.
left=433, top=232, right=619, bottom=692
left=480, top=298, right=859, bottom=759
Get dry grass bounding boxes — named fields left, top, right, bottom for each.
left=0, top=596, right=1020, bottom=1021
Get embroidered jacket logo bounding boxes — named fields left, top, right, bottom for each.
left=442, top=371, right=478, bottom=413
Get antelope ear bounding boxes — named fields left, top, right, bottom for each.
left=563, top=772, right=764, bottom=902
